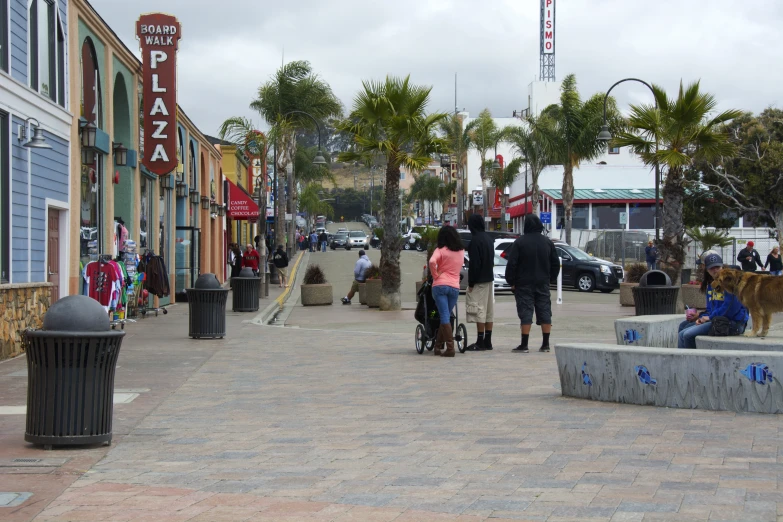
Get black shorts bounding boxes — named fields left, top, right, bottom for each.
left=515, top=282, right=552, bottom=325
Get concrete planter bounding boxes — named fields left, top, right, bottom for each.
left=358, top=283, right=367, bottom=305
left=366, top=279, right=382, bottom=308
left=301, top=284, right=333, bottom=306
left=415, top=281, right=423, bottom=297
left=681, top=284, right=704, bottom=309
left=619, top=283, right=638, bottom=307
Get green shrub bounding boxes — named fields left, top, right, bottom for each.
left=303, top=264, right=327, bottom=285
left=373, top=227, right=383, bottom=240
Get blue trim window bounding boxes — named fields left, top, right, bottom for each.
left=608, top=146, right=620, bottom=154
left=28, top=0, right=64, bottom=106
left=1, top=0, right=7, bottom=73
left=0, top=111, right=8, bottom=283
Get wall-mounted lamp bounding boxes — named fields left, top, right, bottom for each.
left=175, top=182, right=188, bottom=198
left=80, top=121, right=98, bottom=149
left=18, top=118, right=52, bottom=149
left=189, top=190, right=200, bottom=205
left=218, top=205, right=226, bottom=217
left=201, top=196, right=210, bottom=210
left=112, top=142, right=128, bottom=167
left=160, top=173, right=173, bottom=190
left=210, top=202, right=219, bottom=214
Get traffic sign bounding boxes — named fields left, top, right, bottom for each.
left=619, top=212, right=627, bottom=225
left=540, top=212, right=552, bottom=224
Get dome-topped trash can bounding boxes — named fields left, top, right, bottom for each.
left=186, top=273, right=228, bottom=338
left=632, top=269, right=679, bottom=316
left=23, top=295, right=125, bottom=449
left=232, top=267, right=261, bottom=312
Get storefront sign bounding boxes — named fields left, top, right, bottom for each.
left=226, top=180, right=259, bottom=220
left=136, top=14, right=181, bottom=176
left=542, top=0, right=555, bottom=54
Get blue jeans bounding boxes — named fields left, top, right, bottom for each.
left=647, top=261, right=656, bottom=270
left=321, top=241, right=327, bottom=252
left=432, top=285, right=459, bottom=325
left=678, top=320, right=711, bottom=349
left=771, top=270, right=783, bottom=276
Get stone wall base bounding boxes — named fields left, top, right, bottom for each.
left=0, top=283, right=53, bottom=360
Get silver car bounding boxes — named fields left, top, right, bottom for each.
left=346, top=230, right=369, bottom=249
left=459, top=253, right=511, bottom=292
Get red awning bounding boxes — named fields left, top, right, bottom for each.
left=226, top=179, right=259, bottom=220
left=508, top=202, right=533, bottom=218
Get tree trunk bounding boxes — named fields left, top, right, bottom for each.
left=531, top=168, right=540, bottom=217
left=380, top=160, right=402, bottom=311
left=500, top=188, right=506, bottom=231
left=661, top=169, right=686, bottom=303
left=562, top=162, right=574, bottom=244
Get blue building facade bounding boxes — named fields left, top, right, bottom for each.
left=1, top=0, right=72, bottom=300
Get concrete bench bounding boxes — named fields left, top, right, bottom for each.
left=695, top=323, right=783, bottom=351
left=555, top=342, right=783, bottom=414
left=614, top=314, right=683, bottom=348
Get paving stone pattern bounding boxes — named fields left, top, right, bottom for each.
left=30, top=319, right=783, bottom=521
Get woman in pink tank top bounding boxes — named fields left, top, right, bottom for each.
left=428, top=226, right=464, bottom=357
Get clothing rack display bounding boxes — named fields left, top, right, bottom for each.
left=82, top=253, right=134, bottom=330
left=137, top=249, right=169, bottom=317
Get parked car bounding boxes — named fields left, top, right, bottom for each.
left=330, top=232, right=349, bottom=249
left=370, top=233, right=381, bottom=249
left=402, top=231, right=423, bottom=251
left=554, top=242, right=623, bottom=293
left=459, top=253, right=511, bottom=293
left=458, top=229, right=518, bottom=250
left=346, top=230, right=369, bottom=249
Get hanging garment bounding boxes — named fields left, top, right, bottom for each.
left=85, top=261, right=122, bottom=309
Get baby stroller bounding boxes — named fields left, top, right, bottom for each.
left=414, top=280, right=467, bottom=354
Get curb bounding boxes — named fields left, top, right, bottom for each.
left=254, top=251, right=305, bottom=325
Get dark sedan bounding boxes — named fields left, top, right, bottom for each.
left=330, top=232, right=349, bottom=250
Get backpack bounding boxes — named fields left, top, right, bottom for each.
left=709, top=316, right=742, bottom=337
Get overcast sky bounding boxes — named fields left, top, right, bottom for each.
left=91, top=0, right=783, bottom=136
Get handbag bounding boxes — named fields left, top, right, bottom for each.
left=709, top=316, right=742, bottom=337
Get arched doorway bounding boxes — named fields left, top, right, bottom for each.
left=79, top=37, right=103, bottom=277
left=112, top=72, right=132, bottom=252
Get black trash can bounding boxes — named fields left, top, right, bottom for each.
left=186, top=273, right=229, bottom=339
left=632, top=270, right=679, bottom=316
left=269, top=261, right=279, bottom=285
left=232, top=268, right=261, bottom=312
left=23, top=295, right=125, bottom=449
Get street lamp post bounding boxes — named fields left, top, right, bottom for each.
left=597, top=78, right=661, bottom=242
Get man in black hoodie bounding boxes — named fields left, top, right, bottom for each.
left=505, top=214, right=560, bottom=353
left=465, top=214, right=495, bottom=350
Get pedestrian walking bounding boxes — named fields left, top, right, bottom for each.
left=310, top=231, right=318, bottom=252
left=764, top=246, right=782, bottom=275
left=341, top=250, right=372, bottom=305
left=428, top=226, right=464, bottom=357
left=678, top=253, right=748, bottom=348
left=645, top=240, right=658, bottom=271
left=243, top=243, right=260, bottom=276
left=505, top=214, right=560, bottom=353
left=319, top=231, right=328, bottom=252
left=737, top=241, right=763, bottom=272
left=465, top=214, right=495, bottom=351
left=229, top=243, right=243, bottom=279
left=272, top=244, right=289, bottom=288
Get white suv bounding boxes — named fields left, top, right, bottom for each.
left=347, top=230, right=369, bottom=249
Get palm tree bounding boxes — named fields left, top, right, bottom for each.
left=299, top=183, right=333, bottom=220
left=540, top=74, right=614, bottom=244
left=686, top=227, right=734, bottom=255
left=466, top=109, right=501, bottom=218
left=438, top=114, right=469, bottom=224
left=613, top=81, right=741, bottom=281
left=505, top=115, right=554, bottom=217
left=408, top=174, right=442, bottom=222
left=250, top=60, right=341, bottom=252
left=490, top=157, right=522, bottom=231
left=338, top=76, right=448, bottom=310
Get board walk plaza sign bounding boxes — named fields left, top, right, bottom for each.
left=136, top=14, right=181, bottom=176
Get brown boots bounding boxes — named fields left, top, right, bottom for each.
left=439, top=323, right=455, bottom=357
left=433, top=326, right=443, bottom=356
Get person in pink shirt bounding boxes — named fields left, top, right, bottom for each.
left=428, top=226, right=464, bottom=357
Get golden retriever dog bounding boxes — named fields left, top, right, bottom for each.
left=712, top=268, right=783, bottom=337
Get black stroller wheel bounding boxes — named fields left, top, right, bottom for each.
left=425, top=337, right=435, bottom=351
left=415, top=324, right=425, bottom=354
left=456, top=323, right=468, bottom=353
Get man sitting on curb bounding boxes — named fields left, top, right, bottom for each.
left=341, top=250, right=372, bottom=305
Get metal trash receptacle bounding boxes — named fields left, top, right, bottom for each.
left=186, top=274, right=229, bottom=338
left=633, top=270, right=678, bottom=315
left=232, top=268, right=261, bottom=312
left=269, top=261, right=279, bottom=284
left=23, top=295, right=125, bottom=449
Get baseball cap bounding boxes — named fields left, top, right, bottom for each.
left=747, top=241, right=754, bottom=247
left=704, top=253, right=724, bottom=270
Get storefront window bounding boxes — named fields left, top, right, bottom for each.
left=79, top=159, right=101, bottom=265
left=140, top=178, right=150, bottom=249
left=160, top=188, right=168, bottom=255
left=629, top=203, right=655, bottom=229
left=555, top=203, right=588, bottom=229
left=592, top=203, right=626, bottom=229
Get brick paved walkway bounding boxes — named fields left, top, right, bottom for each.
left=20, top=315, right=783, bottom=522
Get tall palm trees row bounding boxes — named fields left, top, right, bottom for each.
left=220, top=60, right=740, bottom=310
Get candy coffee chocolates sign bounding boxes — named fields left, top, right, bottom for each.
left=136, top=14, right=181, bottom=176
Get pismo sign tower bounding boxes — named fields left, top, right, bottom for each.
left=136, top=14, right=182, bottom=176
